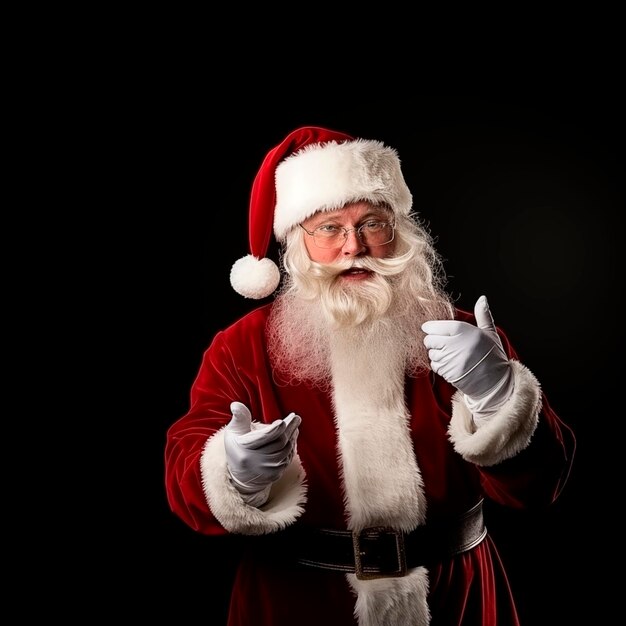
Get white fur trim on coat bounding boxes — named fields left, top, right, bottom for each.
left=274, top=139, right=412, bottom=241
left=348, top=568, right=431, bottom=626
left=330, top=335, right=426, bottom=531
left=200, top=427, right=307, bottom=534
left=329, top=332, right=430, bottom=624
left=448, top=360, right=541, bottom=466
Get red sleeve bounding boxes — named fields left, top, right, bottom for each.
left=164, top=308, right=272, bottom=535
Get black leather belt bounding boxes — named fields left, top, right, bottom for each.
left=260, top=499, right=487, bottom=580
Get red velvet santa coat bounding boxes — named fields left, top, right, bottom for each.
left=165, top=303, right=575, bottom=626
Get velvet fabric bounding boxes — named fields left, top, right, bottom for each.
left=165, top=304, right=575, bottom=626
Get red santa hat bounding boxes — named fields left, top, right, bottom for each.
left=230, top=126, right=413, bottom=299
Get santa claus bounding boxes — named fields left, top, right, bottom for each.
left=165, top=126, right=575, bottom=626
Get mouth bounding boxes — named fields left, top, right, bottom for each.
left=339, top=267, right=373, bottom=278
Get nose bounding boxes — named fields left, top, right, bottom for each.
left=341, top=228, right=366, bottom=256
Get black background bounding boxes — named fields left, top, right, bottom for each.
left=126, top=97, right=622, bottom=624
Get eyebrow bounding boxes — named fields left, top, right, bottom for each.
left=309, top=210, right=391, bottom=225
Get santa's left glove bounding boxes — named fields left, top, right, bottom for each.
left=422, top=295, right=515, bottom=423
left=224, top=402, right=301, bottom=507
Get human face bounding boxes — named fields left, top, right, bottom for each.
left=300, top=202, right=396, bottom=281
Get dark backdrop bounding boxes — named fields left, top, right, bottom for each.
left=129, top=97, right=622, bottom=624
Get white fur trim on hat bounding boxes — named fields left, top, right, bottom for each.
left=274, top=138, right=412, bottom=241
left=230, top=254, right=281, bottom=300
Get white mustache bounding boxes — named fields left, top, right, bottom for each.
left=313, top=256, right=403, bottom=279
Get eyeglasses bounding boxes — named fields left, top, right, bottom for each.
left=299, top=220, right=395, bottom=249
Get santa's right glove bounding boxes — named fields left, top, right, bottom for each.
left=224, top=401, right=301, bottom=507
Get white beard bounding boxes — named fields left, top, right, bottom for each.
left=267, top=255, right=452, bottom=389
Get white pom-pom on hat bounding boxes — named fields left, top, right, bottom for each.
left=230, top=254, right=281, bottom=300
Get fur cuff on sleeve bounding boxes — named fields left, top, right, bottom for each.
left=448, top=360, right=541, bottom=466
left=200, top=427, right=307, bottom=534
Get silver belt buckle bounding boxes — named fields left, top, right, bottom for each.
left=352, top=526, right=407, bottom=580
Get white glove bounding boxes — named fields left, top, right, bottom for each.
left=224, top=402, right=301, bottom=507
left=421, top=295, right=514, bottom=421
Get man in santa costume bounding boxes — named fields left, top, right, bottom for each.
left=165, top=126, right=575, bottom=625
